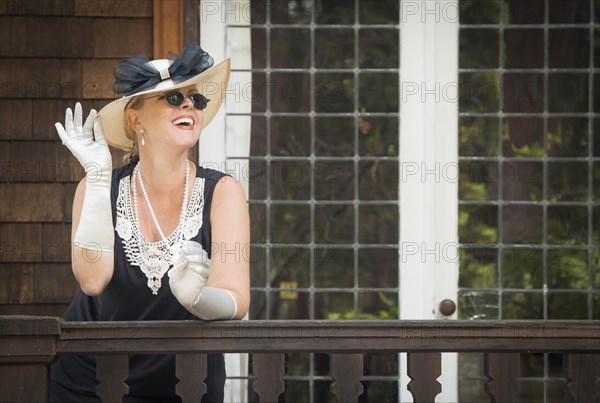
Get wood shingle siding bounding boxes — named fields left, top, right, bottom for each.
left=0, top=0, right=157, bottom=316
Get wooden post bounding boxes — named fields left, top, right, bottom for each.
left=0, top=316, right=61, bottom=403
left=154, top=0, right=184, bottom=57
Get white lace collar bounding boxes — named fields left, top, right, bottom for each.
left=115, top=173, right=205, bottom=295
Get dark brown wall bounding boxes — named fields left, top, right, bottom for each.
left=0, top=0, right=154, bottom=316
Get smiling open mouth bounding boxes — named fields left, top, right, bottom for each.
left=172, top=117, right=194, bottom=127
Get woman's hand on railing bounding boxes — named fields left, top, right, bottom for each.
left=169, top=241, right=210, bottom=309
left=168, top=241, right=238, bottom=320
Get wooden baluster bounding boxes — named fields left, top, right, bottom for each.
left=176, top=354, right=207, bottom=402
left=484, top=353, right=520, bottom=402
left=330, top=353, right=364, bottom=403
left=253, top=353, right=285, bottom=402
left=407, top=352, right=441, bottom=402
left=96, top=355, right=128, bottom=403
left=564, top=353, right=600, bottom=402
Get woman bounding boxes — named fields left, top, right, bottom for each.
left=50, top=44, right=250, bottom=402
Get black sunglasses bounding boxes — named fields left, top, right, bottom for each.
left=147, top=90, right=210, bottom=110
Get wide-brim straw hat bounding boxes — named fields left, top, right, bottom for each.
left=97, top=44, right=230, bottom=151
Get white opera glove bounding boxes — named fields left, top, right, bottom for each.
left=169, top=241, right=211, bottom=309
left=55, top=103, right=114, bottom=252
left=168, top=241, right=237, bottom=320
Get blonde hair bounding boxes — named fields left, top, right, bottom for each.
left=122, top=96, right=145, bottom=164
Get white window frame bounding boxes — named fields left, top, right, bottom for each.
left=399, top=1, right=459, bottom=401
left=200, top=2, right=252, bottom=402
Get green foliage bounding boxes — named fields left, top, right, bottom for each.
left=359, top=116, right=397, bottom=157
left=460, top=181, right=489, bottom=201
left=547, top=249, right=588, bottom=289
left=502, top=249, right=543, bottom=289
left=459, top=72, right=500, bottom=113
left=502, top=293, right=543, bottom=319
left=459, top=117, right=498, bottom=156
left=459, top=249, right=497, bottom=289
left=459, top=207, right=498, bottom=244
left=503, top=121, right=544, bottom=157
left=326, top=292, right=398, bottom=320
left=460, top=0, right=505, bottom=24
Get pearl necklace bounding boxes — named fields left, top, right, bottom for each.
left=132, top=160, right=190, bottom=251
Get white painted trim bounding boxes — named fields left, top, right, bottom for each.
left=199, top=0, right=227, bottom=171
left=200, top=2, right=252, bottom=402
left=399, top=0, right=459, bottom=401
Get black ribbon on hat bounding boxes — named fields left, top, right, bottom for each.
left=113, top=44, right=214, bottom=96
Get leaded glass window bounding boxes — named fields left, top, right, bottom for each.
left=458, top=0, right=598, bottom=400
left=243, top=1, right=401, bottom=401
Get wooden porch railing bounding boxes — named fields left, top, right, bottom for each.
left=1, top=316, right=598, bottom=402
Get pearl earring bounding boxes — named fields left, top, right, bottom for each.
left=138, top=128, right=145, bottom=146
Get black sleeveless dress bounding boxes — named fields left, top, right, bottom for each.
left=50, top=162, right=227, bottom=403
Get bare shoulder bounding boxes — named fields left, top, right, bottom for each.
left=210, top=176, right=248, bottom=221
left=212, top=175, right=247, bottom=205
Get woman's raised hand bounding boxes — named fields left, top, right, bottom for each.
left=57, top=102, right=115, bottom=254
left=55, top=102, right=112, bottom=176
